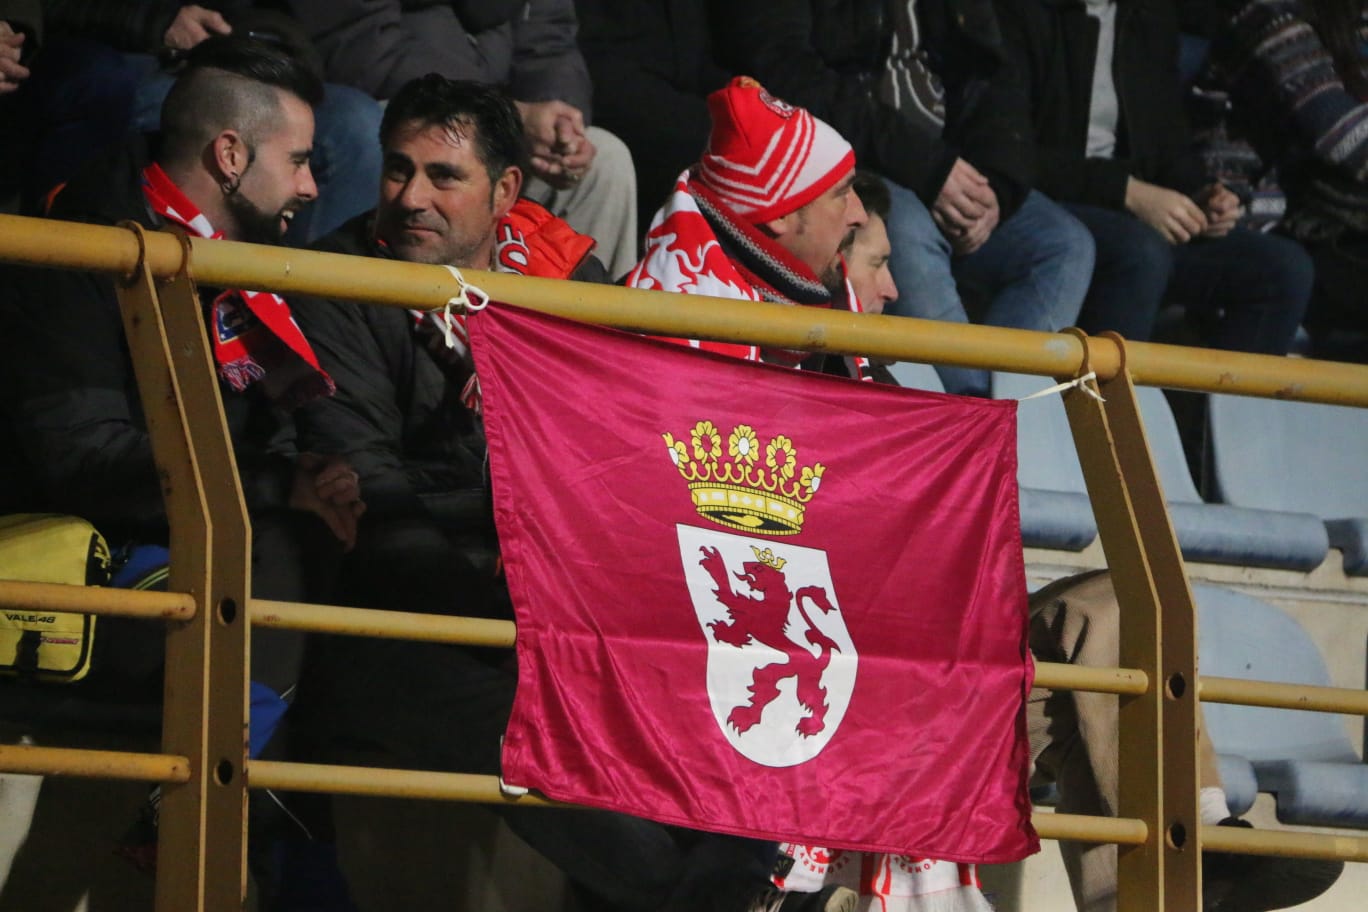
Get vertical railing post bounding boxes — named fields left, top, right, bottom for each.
left=114, top=225, right=252, bottom=911
left=1059, top=332, right=1202, bottom=912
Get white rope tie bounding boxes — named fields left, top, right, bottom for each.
left=1019, top=371, right=1105, bottom=403
left=434, top=265, right=489, bottom=350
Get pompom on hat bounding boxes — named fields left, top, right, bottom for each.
left=695, top=76, right=856, bottom=225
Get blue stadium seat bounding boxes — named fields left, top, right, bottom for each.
left=991, top=375, right=1330, bottom=566
left=1208, top=395, right=1368, bottom=575
left=1196, top=583, right=1368, bottom=828
left=992, top=373, right=1098, bottom=551
left=1136, top=388, right=1329, bottom=571
left=885, top=360, right=946, bottom=393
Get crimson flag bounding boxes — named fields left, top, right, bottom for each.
left=469, top=304, right=1037, bottom=863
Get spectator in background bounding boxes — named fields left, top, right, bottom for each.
left=20, top=2, right=382, bottom=243
left=713, top=0, right=1093, bottom=396
left=287, top=0, right=641, bottom=278
left=844, top=172, right=898, bottom=316
left=626, top=76, right=874, bottom=384
left=992, top=0, right=1312, bottom=355
left=576, top=0, right=731, bottom=233
left=0, top=35, right=362, bottom=901
left=0, top=0, right=38, bottom=94
left=0, top=0, right=39, bottom=205
left=1216, top=0, right=1368, bottom=361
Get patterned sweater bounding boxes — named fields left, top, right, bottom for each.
left=1217, top=0, right=1368, bottom=241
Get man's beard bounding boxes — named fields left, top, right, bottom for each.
left=226, top=190, right=296, bottom=245
left=821, top=229, right=857, bottom=294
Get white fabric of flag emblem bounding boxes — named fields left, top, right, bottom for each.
left=678, top=525, right=858, bottom=768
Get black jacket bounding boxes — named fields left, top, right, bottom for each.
left=287, top=0, right=593, bottom=107
left=289, top=216, right=489, bottom=525
left=290, top=211, right=606, bottom=525
left=42, top=1, right=250, bottom=54
left=0, top=134, right=297, bottom=540
left=576, top=0, right=731, bottom=228
left=994, top=0, right=1207, bottom=209
left=713, top=0, right=1035, bottom=214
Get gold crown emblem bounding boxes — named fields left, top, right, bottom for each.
left=750, top=546, right=787, bottom=570
left=662, top=421, right=825, bottom=536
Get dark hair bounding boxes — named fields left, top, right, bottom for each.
left=852, top=170, right=891, bottom=221
left=1304, top=0, right=1368, bottom=98
left=380, top=75, right=528, bottom=184
left=159, top=35, right=324, bottom=166
left=177, top=34, right=324, bottom=107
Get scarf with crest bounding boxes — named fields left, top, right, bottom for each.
left=140, top=164, right=334, bottom=410
left=626, top=171, right=871, bottom=380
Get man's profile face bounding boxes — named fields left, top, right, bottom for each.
left=772, top=171, right=866, bottom=282
left=229, top=91, right=317, bottom=244
left=844, top=213, right=898, bottom=314
left=374, top=119, right=513, bottom=268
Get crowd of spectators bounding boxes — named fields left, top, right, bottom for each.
left=0, top=1, right=1364, bottom=911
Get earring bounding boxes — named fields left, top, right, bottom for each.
left=222, top=173, right=240, bottom=195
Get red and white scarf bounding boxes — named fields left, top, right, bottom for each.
left=626, top=170, right=871, bottom=380
left=774, top=845, right=992, bottom=912
left=405, top=198, right=598, bottom=415
left=140, top=164, right=334, bottom=410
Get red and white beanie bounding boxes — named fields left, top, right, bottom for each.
left=695, top=76, right=855, bottom=225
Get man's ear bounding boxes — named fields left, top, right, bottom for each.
left=492, top=165, right=524, bottom=219
left=763, top=210, right=797, bottom=238
left=211, top=129, right=251, bottom=183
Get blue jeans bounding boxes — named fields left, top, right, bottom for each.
left=1066, top=204, right=1312, bottom=355
left=884, top=185, right=1094, bottom=395
left=131, top=61, right=382, bottom=245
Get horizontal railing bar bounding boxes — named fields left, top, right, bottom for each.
left=1, top=215, right=1366, bottom=405
left=251, top=599, right=516, bottom=648
left=1203, top=822, right=1368, bottom=863
left=0, top=743, right=191, bottom=783
left=251, top=602, right=1150, bottom=698
left=253, top=760, right=1150, bottom=848
left=1034, top=662, right=1149, bottom=696
left=1200, top=675, right=1368, bottom=716
left=0, top=578, right=195, bottom=620
left=249, top=761, right=554, bottom=806
left=1033, top=813, right=1149, bottom=846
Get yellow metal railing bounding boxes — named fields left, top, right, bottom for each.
left=1, top=212, right=1367, bottom=911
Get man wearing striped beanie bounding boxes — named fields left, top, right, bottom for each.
left=627, top=76, right=873, bottom=380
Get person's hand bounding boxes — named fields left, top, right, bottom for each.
left=931, top=203, right=998, bottom=255
left=932, top=159, right=999, bottom=254
left=0, top=22, right=29, bottom=94
left=933, top=158, right=995, bottom=228
left=289, top=453, right=366, bottom=552
left=516, top=99, right=595, bottom=189
left=1124, top=177, right=1207, bottom=244
left=163, top=5, right=232, bottom=52
left=1198, top=183, right=1242, bottom=238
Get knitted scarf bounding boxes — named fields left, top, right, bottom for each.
left=140, top=164, right=334, bottom=410
left=627, top=170, right=870, bottom=380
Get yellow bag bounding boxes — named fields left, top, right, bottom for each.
left=0, top=514, right=111, bottom=682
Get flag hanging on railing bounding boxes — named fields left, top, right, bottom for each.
left=468, top=303, right=1037, bottom=864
